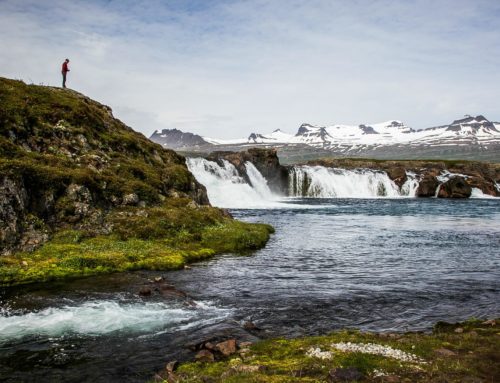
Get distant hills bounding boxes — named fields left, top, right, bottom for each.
left=150, top=115, right=500, bottom=163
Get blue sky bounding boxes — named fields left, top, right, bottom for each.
left=1, top=0, right=499, bottom=138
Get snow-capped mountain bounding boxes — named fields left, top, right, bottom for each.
left=149, top=116, right=500, bottom=162
left=149, top=128, right=212, bottom=149
left=239, top=120, right=416, bottom=148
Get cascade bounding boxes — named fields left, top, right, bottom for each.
left=186, top=158, right=280, bottom=208
left=289, top=166, right=418, bottom=198
left=187, top=158, right=498, bottom=202
left=400, top=172, right=419, bottom=197
left=0, top=299, right=229, bottom=342
left=245, top=162, right=276, bottom=200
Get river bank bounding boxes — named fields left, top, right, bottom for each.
left=161, top=318, right=499, bottom=382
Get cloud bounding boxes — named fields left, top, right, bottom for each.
left=1, top=0, right=499, bottom=138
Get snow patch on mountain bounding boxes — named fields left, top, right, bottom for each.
left=199, top=116, right=500, bottom=151
left=148, top=116, right=500, bottom=161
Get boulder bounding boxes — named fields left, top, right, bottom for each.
left=138, top=286, right=152, bottom=296
left=438, top=176, right=472, bottom=198
left=67, top=184, right=92, bottom=203
left=416, top=175, right=439, bottom=197
left=123, top=193, right=139, bottom=206
left=204, top=342, right=216, bottom=351
left=465, top=176, right=499, bottom=197
left=386, top=166, right=407, bottom=188
left=215, top=339, right=237, bottom=356
left=243, top=321, right=259, bottom=331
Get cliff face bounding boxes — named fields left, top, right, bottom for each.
left=0, top=78, right=210, bottom=254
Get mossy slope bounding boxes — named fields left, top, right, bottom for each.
left=0, top=78, right=274, bottom=284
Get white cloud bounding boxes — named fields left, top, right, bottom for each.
left=1, top=0, right=499, bottom=138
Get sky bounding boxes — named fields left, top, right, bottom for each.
left=1, top=0, right=499, bottom=139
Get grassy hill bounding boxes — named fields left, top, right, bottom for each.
left=0, top=78, right=273, bottom=285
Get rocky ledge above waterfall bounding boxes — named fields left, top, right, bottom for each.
left=303, top=158, right=500, bottom=198
left=198, top=149, right=500, bottom=199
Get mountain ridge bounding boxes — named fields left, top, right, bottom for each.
left=149, top=115, right=500, bottom=163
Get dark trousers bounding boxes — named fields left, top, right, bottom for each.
left=62, top=72, right=67, bottom=88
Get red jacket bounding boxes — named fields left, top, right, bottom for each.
left=62, top=62, right=69, bottom=73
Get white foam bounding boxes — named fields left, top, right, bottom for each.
left=0, top=299, right=228, bottom=343
left=400, top=172, right=419, bottom=197
left=436, top=170, right=469, bottom=183
left=470, top=187, right=497, bottom=199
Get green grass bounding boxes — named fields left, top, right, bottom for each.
left=171, top=319, right=500, bottom=382
left=0, top=213, right=274, bottom=286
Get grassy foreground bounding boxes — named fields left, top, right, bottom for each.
left=0, top=199, right=274, bottom=286
left=168, top=319, right=499, bottom=382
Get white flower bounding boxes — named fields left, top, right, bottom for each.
left=306, top=347, right=333, bottom=360
left=331, top=342, right=425, bottom=363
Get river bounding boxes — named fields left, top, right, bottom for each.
left=1, top=161, right=499, bottom=382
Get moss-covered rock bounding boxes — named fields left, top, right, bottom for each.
left=0, top=77, right=274, bottom=283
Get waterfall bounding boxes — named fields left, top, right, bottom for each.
left=245, top=162, right=275, bottom=200
left=188, top=158, right=496, bottom=203
left=288, top=166, right=417, bottom=198
left=186, top=158, right=280, bottom=208
left=400, top=172, right=419, bottom=197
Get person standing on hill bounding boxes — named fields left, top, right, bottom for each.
left=61, top=59, right=70, bottom=88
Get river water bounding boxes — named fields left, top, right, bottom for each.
left=1, top=197, right=499, bottom=382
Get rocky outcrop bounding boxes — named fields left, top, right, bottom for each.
left=0, top=176, right=29, bottom=252
left=386, top=166, right=407, bottom=188
left=438, top=176, right=472, bottom=198
left=0, top=77, right=209, bottom=254
left=207, top=148, right=289, bottom=194
left=416, top=175, right=439, bottom=197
